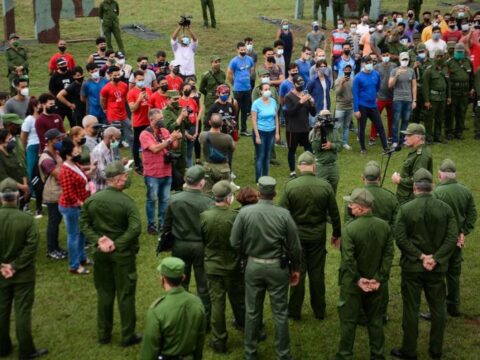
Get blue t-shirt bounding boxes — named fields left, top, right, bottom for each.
left=295, top=59, right=312, bottom=87
left=228, top=55, right=254, bottom=92
left=251, top=97, right=277, bottom=132
left=334, top=57, right=356, bottom=78
left=279, top=79, right=295, bottom=109
left=81, top=78, right=108, bottom=118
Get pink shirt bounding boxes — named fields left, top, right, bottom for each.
left=140, top=128, right=172, bottom=178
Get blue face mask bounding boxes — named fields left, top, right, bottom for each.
left=136, top=80, right=145, bottom=88
left=54, top=141, right=62, bottom=151
left=219, top=94, right=229, bottom=102
left=181, top=37, right=191, bottom=45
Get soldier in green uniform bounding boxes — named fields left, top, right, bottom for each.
left=334, top=188, right=393, bottom=360
left=0, top=178, right=48, bottom=359
left=199, top=55, right=226, bottom=112
left=310, top=109, right=342, bottom=194
left=80, top=161, right=142, bottom=347
left=408, top=0, right=422, bottom=21
left=201, top=0, right=216, bottom=28
left=140, top=257, right=206, bottom=360
left=5, top=33, right=29, bottom=96
left=357, top=0, right=371, bottom=17
left=391, top=168, right=457, bottom=360
left=279, top=151, right=341, bottom=320
left=200, top=180, right=243, bottom=353
left=230, top=176, right=302, bottom=360
left=422, top=50, right=451, bottom=144
left=163, top=165, right=214, bottom=328
left=433, top=159, right=477, bottom=317
left=445, top=43, right=474, bottom=140
left=475, top=66, right=480, bottom=140
left=391, top=123, right=432, bottom=204
left=313, top=0, right=329, bottom=29
left=332, top=0, right=345, bottom=29
left=99, top=0, right=125, bottom=53
left=410, top=43, right=432, bottom=124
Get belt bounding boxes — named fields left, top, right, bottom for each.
left=249, top=256, right=280, bottom=264
left=430, top=90, right=445, bottom=95
left=451, top=82, right=468, bottom=88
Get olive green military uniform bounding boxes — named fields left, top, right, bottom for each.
left=335, top=189, right=393, bottom=360
left=388, top=42, right=408, bottom=65
left=394, top=170, right=457, bottom=358
left=99, top=0, right=125, bottom=53
left=141, top=257, right=206, bottom=360
left=201, top=0, right=216, bottom=28
left=0, top=190, right=39, bottom=357
left=230, top=177, right=301, bottom=360
left=408, top=0, right=422, bottom=21
left=163, top=102, right=189, bottom=178
left=279, top=163, right=341, bottom=320
left=199, top=68, right=226, bottom=111
left=433, top=160, right=477, bottom=316
left=411, top=46, right=433, bottom=124
left=475, top=68, right=480, bottom=139
left=357, top=0, right=371, bottom=16
left=80, top=185, right=142, bottom=344
left=332, top=0, right=345, bottom=29
left=313, top=0, right=329, bottom=27
left=5, top=41, right=29, bottom=96
left=422, top=60, right=450, bottom=142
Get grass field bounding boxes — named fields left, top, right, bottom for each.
left=1, top=0, right=480, bottom=359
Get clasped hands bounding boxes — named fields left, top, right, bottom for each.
left=357, top=278, right=380, bottom=292
left=0, top=263, right=15, bottom=279
left=420, top=253, right=437, bottom=271
left=98, top=236, right=116, bottom=253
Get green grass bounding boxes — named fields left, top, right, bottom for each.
left=1, top=0, right=480, bottom=359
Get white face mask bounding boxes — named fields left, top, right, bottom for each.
left=396, top=17, right=403, bottom=23
left=364, top=63, right=373, bottom=71
left=246, top=44, right=253, bottom=52
left=350, top=27, right=356, bottom=34
left=262, top=90, right=272, bottom=98
left=400, top=59, right=409, bottom=67
left=338, top=24, right=344, bottom=30
left=276, top=49, right=284, bottom=55
left=261, top=77, right=270, bottom=84
left=91, top=71, right=100, bottom=80
left=117, top=58, right=125, bottom=66
left=377, top=25, right=384, bottom=31
left=20, top=88, right=29, bottom=97
left=382, top=56, right=390, bottom=63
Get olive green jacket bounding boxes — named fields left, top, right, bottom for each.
left=99, top=0, right=120, bottom=23
left=422, top=65, right=451, bottom=102
left=311, top=126, right=342, bottom=164
left=5, top=46, right=28, bottom=75
left=163, top=104, right=189, bottom=154
left=199, top=70, right=227, bottom=110
left=446, top=57, right=473, bottom=96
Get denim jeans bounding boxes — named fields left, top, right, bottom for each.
left=26, top=144, right=42, bottom=212
left=46, top=202, right=63, bottom=253
left=234, top=91, right=252, bottom=132
left=253, top=130, right=275, bottom=182
left=58, top=205, right=86, bottom=270
left=335, top=109, right=353, bottom=145
left=392, top=100, right=413, bottom=144
left=144, top=176, right=172, bottom=228
left=185, top=125, right=196, bottom=168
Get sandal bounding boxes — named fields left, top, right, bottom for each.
left=69, top=267, right=90, bottom=275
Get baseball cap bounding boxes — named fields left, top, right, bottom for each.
left=157, top=257, right=185, bottom=277
left=343, top=188, right=374, bottom=207
left=401, top=123, right=425, bottom=135
left=257, top=176, right=276, bottom=195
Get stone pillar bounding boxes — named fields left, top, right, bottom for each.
left=2, top=0, right=15, bottom=41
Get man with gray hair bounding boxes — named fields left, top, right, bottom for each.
left=90, top=126, right=122, bottom=191
left=82, top=115, right=99, bottom=152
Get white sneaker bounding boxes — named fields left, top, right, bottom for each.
left=343, top=144, right=352, bottom=150
left=121, top=141, right=130, bottom=148
left=392, top=142, right=398, bottom=149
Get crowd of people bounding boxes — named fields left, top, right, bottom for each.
left=0, top=1, right=479, bottom=359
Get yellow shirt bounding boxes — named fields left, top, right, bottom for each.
left=421, top=21, right=449, bottom=43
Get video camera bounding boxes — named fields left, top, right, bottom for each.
left=179, top=14, right=193, bottom=27
left=312, top=112, right=337, bottom=146
left=221, top=114, right=237, bottom=137
left=93, top=121, right=122, bottom=142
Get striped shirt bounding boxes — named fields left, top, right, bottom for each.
left=91, top=52, right=107, bottom=69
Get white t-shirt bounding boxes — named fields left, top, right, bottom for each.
left=21, top=115, right=40, bottom=147
left=425, top=39, right=447, bottom=59
left=356, top=23, right=370, bottom=37
left=171, top=38, right=198, bottom=76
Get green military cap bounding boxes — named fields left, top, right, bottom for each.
left=9, top=33, right=19, bottom=40
left=413, top=168, right=433, bottom=183
left=297, top=151, right=315, bottom=165
left=167, top=90, right=180, bottom=99
left=257, top=176, right=276, bottom=195
left=0, top=178, right=18, bottom=193
left=343, top=188, right=374, bottom=207
left=439, top=159, right=456, bottom=173
left=185, top=165, right=205, bottom=184
left=2, top=113, right=22, bottom=125
left=212, top=180, right=235, bottom=197
left=401, top=123, right=425, bottom=135
left=366, top=160, right=380, bottom=168
left=447, top=41, right=456, bottom=50
left=434, top=49, right=445, bottom=58
left=258, top=69, right=270, bottom=76
left=454, top=43, right=465, bottom=52
left=210, top=55, right=221, bottom=62
left=364, top=163, right=381, bottom=180
left=416, top=43, right=426, bottom=51
left=157, top=257, right=185, bottom=277
left=105, top=160, right=127, bottom=178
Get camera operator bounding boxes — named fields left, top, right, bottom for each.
left=205, top=84, right=236, bottom=131
left=171, top=18, right=198, bottom=79
left=82, top=115, right=99, bottom=152
left=309, top=109, right=342, bottom=194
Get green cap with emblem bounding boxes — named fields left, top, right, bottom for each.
left=434, top=49, right=445, bottom=58
left=184, top=165, right=205, bottom=184
left=257, top=176, right=276, bottom=195
left=157, top=257, right=185, bottom=277
left=401, top=123, right=425, bottom=135
left=343, top=188, right=374, bottom=207
left=212, top=180, right=235, bottom=197
left=454, top=43, right=465, bottom=52
left=447, top=41, right=456, bottom=50
left=416, top=43, right=426, bottom=51
left=210, top=55, right=221, bottom=62
left=258, top=69, right=270, bottom=77
left=439, top=159, right=456, bottom=173
left=413, top=168, right=433, bottom=183
left=0, top=178, right=19, bottom=193
left=2, top=113, right=22, bottom=125
left=297, top=151, right=315, bottom=165
left=363, top=161, right=381, bottom=180
left=167, top=90, right=180, bottom=98
left=105, top=160, right=127, bottom=178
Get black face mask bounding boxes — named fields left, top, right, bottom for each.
left=72, top=154, right=82, bottom=163
left=58, top=46, right=66, bottom=52
left=295, top=85, right=303, bottom=91
left=157, top=61, right=165, bottom=66
left=10, top=126, right=21, bottom=136
left=160, top=84, right=169, bottom=92
left=239, top=52, right=247, bottom=57
left=112, top=77, right=121, bottom=83
left=140, top=64, right=148, bottom=70
left=424, top=18, right=430, bottom=23
left=344, top=72, right=352, bottom=78
left=75, top=77, right=84, bottom=84
left=267, top=56, right=276, bottom=63
left=6, top=139, right=16, bottom=152
left=58, top=66, right=68, bottom=73
left=79, top=137, right=86, bottom=145
left=343, top=50, right=351, bottom=56
left=46, top=106, right=56, bottom=114
left=183, top=89, right=192, bottom=97
left=155, top=120, right=165, bottom=129
left=449, top=24, right=455, bottom=29
left=99, top=46, right=107, bottom=52
left=172, top=67, right=180, bottom=75
left=409, top=23, right=415, bottom=28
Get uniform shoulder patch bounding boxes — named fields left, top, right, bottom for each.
left=416, top=148, right=423, bottom=155
left=149, top=296, right=166, bottom=310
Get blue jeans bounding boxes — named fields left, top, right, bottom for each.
left=186, top=125, right=196, bottom=168
left=25, top=144, right=39, bottom=182
left=58, top=205, right=86, bottom=270
left=335, top=109, right=353, bottom=145
left=253, top=130, right=275, bottom=182
left=144, top=176, right=172, bottom=228
left=392, top=100, right=412, bottom=144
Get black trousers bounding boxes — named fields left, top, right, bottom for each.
left=46, top=202, right=63, bottom=253
left=358, top=106, right=388, bottom=151
left=132, top=125, right=148, bottom=168
left=234, top=91, right=252, bottom=132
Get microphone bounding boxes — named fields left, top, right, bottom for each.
left=383, top=146, right=401, bottom=155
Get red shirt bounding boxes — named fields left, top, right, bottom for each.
left=139, top=127, right=172, bottom=178
left=166, top=74, right=183, bottom=91
left=58, top=163, right=90, bottom=207
left=35, top=113, right=66, bottom=152
left=127, top=86, right=152, bottom=127
left=470, top=42, right=480, bottom=73
left=149, top=91, right=169, bottom=110
left=178, top=97, right=199, bottom=125
left=48, top=52, right=76, bottom=73
left=100, top=81, right=128, bottom=122
left=442, top=30, right=462, bottom=43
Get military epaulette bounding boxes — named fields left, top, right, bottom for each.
left=416, top=148, right=423, bottom=155
left=426, top=65, right=432, bottom=70
left=445, top=58, right=452, bottom=64
left=150, top=296, right=166, bottom=309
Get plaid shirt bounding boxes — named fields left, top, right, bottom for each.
left=58, top=164, right=90, bottom=207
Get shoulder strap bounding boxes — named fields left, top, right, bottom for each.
left=210, top=70, right=223, bottom=85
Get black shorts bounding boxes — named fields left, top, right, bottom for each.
left=286, top=131, right=310, bottom=149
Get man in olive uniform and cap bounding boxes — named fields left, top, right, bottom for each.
left=408, top=1, right=422, bottom=21
left=0, top=178, right=48, bottom=359
left=331, top=0, right=346, bottom=29
left=357, top=0, right=371, bottom=17
left=391, top=123, right=432, bottom=205
left=5, top=33, right=29, bottom=96
left=422, top=49, right=451, bottom=143
left=80, top=160, right=142, bottom=347
left=334, top=188, right=393, bottom=360
left=140, top=257, right=206, bottom=360
left=391, top=168, right=457, bottom=360
left=163, top=165, right=214, bottom=328
left=279, top=151, right=341, bottom=321
left=411, top=43, right=432, bottom=124
left=445, top=43, right=474, bottom=140
left=99, top=0, right=125, bottom=53
left=230, top=176, right=302, bottom=360
left=433, top=159, right=477, bottom=317
left=313, top=0, right=329, bottom=29
left=199, top=55, right=226, bottom=112
left=200, top=180, right=243, bottom=353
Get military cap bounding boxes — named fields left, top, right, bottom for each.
left=167, top=90, right=180, bottom=98
left=44, top=128, right=64, bottom=141
left=434, top=49, right=445, bottom=58
left=2, top=113, right=22, bottom=125
left=364, top=163, right=381, bottom=180
left=399, top=52, right=410, bottom=61
left=413, top=168, right=433, bottom=183
left=257, top=176, right=276, bottom=195
left=212, top=180, right=235, bottom=197
left=9, top=33, right=19, bottom=40
left=0, top=178, right=19, bottom=193
left=439, top=159, right=456, bottom=173
left=157, top=257, right=185, bottom=278
left=210, top=55, right=221, bottom=62
left=298, top=151, right=315, bottom=165
left=343, top=188, right=374, bottom=207
left=185, top=165, right=205, bottom=184
left=447, top=41, right=456, bottom=50
left=401, top=123, right=425, bottom=135
left=258, top=69, right=270, bottom=76
left=105, top=160, right=127, bottom=178
left=454, top=43, right=465, bottom=52
left=416, top=43, right=426, bottom=51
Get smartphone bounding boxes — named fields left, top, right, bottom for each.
left=303, top=90, right=309, bottom=95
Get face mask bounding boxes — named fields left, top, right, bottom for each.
left=79, top=137, right=86, bottom=146
left=183, top=89, right=192, bottom=97
left=313, top=26, right=319, bottom=31
left=99, top=46, right=107, bottom=52
left=110, top=140, right=119, bottom=149
left=318, top=56, right=326, bottom=61
left=181, top=37, right=190, bottom=45
left=400, top=59, right=409, bottom=67
left=160, top=84, right=169, bottom=92
left=347, top=206, right=354, bottom=218
left=424, top=17, right=430, bottom=23
left=461, top=24, right=470, bottom=31
left=12, top=41, right=20, bottom=47
left=58, top=66, right=68, bottom=73
left=140, top=64, right=148, bottom=70
left=369, top=28, right=375, bottom=33
left=20, top=87, right=29, bottom=97
left=6, top=139, right=16, bottom=152
left=123, top=175, right=132, bottom=189
left=91, top=71, right=100, bottom=80
left=172, top=67, right=180, bottom=75
left=112, top=77, right=121, bottom=83
left=261, top=77, right=270, bottom=84
left=458, top=12, right=465, bottom=18
left=171, top=101, right=179, bottom=109
left=350, top=28, right=356, bottom=34
left=117, top=59, right=125, bottom=66
left=262, top=90, right=272, bottom=98
left=267, top=56, right=276, bottom=63
left=338, top=24, right=344, bottom=30
left=319, top=67, right=328, bottom=75
left=344, top=72, right=351, bottom=78
left=382, top=56, right=390, bottom=63
left=276, top=49, right=284, bottom=56
left=396, top=17, right=403, bottom=23
left=282, top=25, right=289, bottom=30
left=432, top=33, right=440, bottom=40
left=46, top=106, right=56, bottom=114
left=343, top=49, right=351, bottom=56
left=58, top=46, right=66, bottom=52
left=365, top=63, right=373, bottom=71
left=449, top=24, right=455, bottom=30
left=75, top=77, right=84, bottom=84
left=295, top=85, right=304, bottom=91
left=377, top=25, right=384, bottom=31
left=409, top=23, right=415, bottom=28
left=136, top=80, right=145, bottom=88
left=408, top=13, right=413, bottom=18
left=239, top=52, right=247, bottom=57
left=72, top=154, right=82, bottom=163
left=434, top=59, right=444, bottom=67
left=417, top=53, right=426, bottom=60
left=400, top=39, right=409, bottom=46
left=454, top=52, right=465, bottom=60
left=219, top=94, right=229, bottom=102
left=54, top=141, right=63, bottom=151
left=246, top=44, right=253, bottom=52
left=155, top=120, right=165, bottom=129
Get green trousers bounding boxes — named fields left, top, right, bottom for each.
left=424, top=100, right=445, bottom=142
left=93, top=252, right=137, bottom=343
left=204, top=162, right=230, bottom=194
left=408, top=0, right=422, bottom=21
left=201, top=0, right=216, bottom=27
left=411, top=91, right=425, bottom=124
left=446, top=94, right=468, bottom=137
left=475, top=101, right=480, bottom=136
left=446, top=247, right=462, bottom=312
left=335, top=286, right=386, bottom=360
left=400, top=271, right=446, bottom=357
left=313, top=0, right=328, bottom=25
left=316, top=162, right=339, bottom=194
left=289, top=239, right=327, bottom=319
left=332, top=2, right=345, bottom=29
left=357, top=0, right=371, bottom=16
left=0, top=281, right=36, bottom=357
left=207, top=271, right=245, bottom=346
left=102, top=20, right=125, bottom=53
left=173, top=241, right=211, bottom=327
left=245, top=260, right=292, bottom=360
